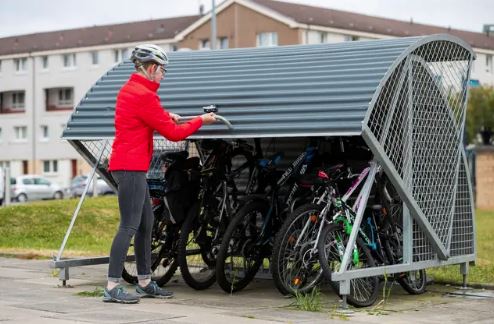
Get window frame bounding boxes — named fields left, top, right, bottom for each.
left=14, top=58, right=28, bottom=72
left=42, top=160, right=58, bottom=174
left=256, top=32, right=278, bottom=47
left=62, top=53, right=77, bottom=68
left=14, top=126, right=28, bottom=141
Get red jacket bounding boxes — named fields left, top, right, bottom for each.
left=109, top=73, right=203, bottom=171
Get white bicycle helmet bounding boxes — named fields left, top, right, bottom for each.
left=131, top=44, right=169, bottom=66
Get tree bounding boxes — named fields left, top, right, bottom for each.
left=465, top=86, right=494, bottom=144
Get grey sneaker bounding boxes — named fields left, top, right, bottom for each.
left=136, top=281, right=174, bottom=299
left=103, top=285, right=140, bottom=304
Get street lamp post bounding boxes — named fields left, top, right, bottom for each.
left=211, top=0, right=217, bottom=50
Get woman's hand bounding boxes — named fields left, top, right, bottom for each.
left=169, top=113, right=181, bottom=123
left=200, top=112, right=217, bottom=125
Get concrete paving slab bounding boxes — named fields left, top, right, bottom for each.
left=0, top=257, right=493, bottom=323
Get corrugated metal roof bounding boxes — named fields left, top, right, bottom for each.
left=62, top=35, right=452, bottom=140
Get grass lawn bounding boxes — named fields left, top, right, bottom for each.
left=0, top=197, right=492, bottom=285
left=428, top=209, right=494, bottom=285
left=0, top=196, right=119, bottom=257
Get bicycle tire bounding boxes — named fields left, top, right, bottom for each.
left=318, top=223, right=380, bottom=308
left=177, top=202, right=217, bottom=290
left=121, top=223, right=180, bottom=286
left=216, top=200, right=268, bottom=293
left=397, top=269, right=427, bottom=294
left=271, top=203, right=324, bottom=296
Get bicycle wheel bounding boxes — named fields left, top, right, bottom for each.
left=230, top=148, right=254, bottom=195
left=216, top=200, right=268, bottom=293
left=397, top=269, right=427, bottom=294
left=318, top=223, right=380, bottom=308
left=121, top=223, right=179, bottom=286
left=382, top=223, right=426, bottom=294
left=177, top=202, right=217, bottom=290
left=271, top=203, right=324, bottom=296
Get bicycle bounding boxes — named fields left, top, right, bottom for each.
left=270, top=163, right=348, bottom=296
left=176, top=139, right=256, bottom=290
left=215, top=143, right=319, bottom=293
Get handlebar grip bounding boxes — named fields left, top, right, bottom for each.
left=178, top=114, right=233, bottom=130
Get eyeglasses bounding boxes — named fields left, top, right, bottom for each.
left=157, top=65, right=167, bottom=73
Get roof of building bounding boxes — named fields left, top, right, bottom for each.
left=0, top=15, right=199, bottom=56
left=1, top=0, right=492, bottom=57
left=252, top=0, right=494, bottom=50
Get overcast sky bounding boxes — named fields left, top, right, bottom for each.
left=0, top=0, right=492, bottom=38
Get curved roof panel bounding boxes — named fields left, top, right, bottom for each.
left=62, top=35, right=471, bottom=140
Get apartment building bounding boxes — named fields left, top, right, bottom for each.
left=1, top=0, right=493, bottom=188
left=0, top=16, right=198, bottom=187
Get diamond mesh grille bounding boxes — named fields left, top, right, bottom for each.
left=367, top=39, right=474, bottom=258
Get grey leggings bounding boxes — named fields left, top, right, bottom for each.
left=108, top=171, right=153, bottom=282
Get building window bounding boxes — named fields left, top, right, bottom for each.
left=42, top=56, right=48, bottom=69
left=63, top=53, right=76, bottom=68
left=14, top=58, right=27, bottom=72
left=344, top=35, right=360, bottom=41
left=199, top=39, right=210, bottom=50
left=40, top=125, right=49, bottom=140
left=58, top=88, right=73, bottom=105
left=486, top=54, right=493, bottom=72
left=218, top=37, right=229, bottom=49
left=14, top=126, right=27, bottom=140
left=91, top=51, right=99, bottom=65
left=0, top=161, right=10, bottom=169
left=12, top=92, right=25, bottom=109
left=0, top=91, right=26, bottom=113
left=114, top=49, right=129, bottom=63
left=307, top=31, right=327, bottom=44
left=43, top=160, right=58, bottom=174
left=256, top=32, right=278, bottom=47
left=45, top=88, right=74, bottom=111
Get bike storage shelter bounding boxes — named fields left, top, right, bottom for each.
left=56, top=34, right=476, bottom=301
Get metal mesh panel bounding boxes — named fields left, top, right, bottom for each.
left=366, top=39, right=474, bottom=260
left=76, top=138, right=187, bottom=183
left=450, top=154, right=475, bottom=257
left=147, top=139, right=188, bottom=179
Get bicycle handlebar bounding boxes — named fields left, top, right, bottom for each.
left=178, top=114, right=233, bottom=130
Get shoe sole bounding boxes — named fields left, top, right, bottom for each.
left=137, top=293, right=174, bottom=299
left=103, top=297, right=140, bottom=304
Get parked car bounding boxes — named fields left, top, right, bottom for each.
left=11, top=175, right=64, bottom=202
left=69, top=175, right=115, bottom=197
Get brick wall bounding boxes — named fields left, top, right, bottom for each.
left=475, top=146, right=494, bottom=209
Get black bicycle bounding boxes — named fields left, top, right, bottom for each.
left=176, top=139, right=256, bottom=290
left=215, top=143, right=319, bottom=293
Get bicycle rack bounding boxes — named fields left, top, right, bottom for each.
left=59, top=35, right=476, bottom=305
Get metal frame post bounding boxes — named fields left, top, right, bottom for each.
left=55, top=140, right=108, bottom=262
left=337, top=161, right=378, bottom=273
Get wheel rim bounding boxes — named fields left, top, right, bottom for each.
left=278, top=210, right=322, bottom=292
left=222, top=209, right=263, bottom=288
left=321, top=226, right=378, bottom=304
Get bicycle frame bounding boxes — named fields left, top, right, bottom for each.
left=257, top=145, right=318, bottom=246
left=292, top=163, right=378, bottom=266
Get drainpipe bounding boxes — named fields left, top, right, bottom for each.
left=31, top=52, right=36, bottom=174
left=211, top=0, right=217, bottom=50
